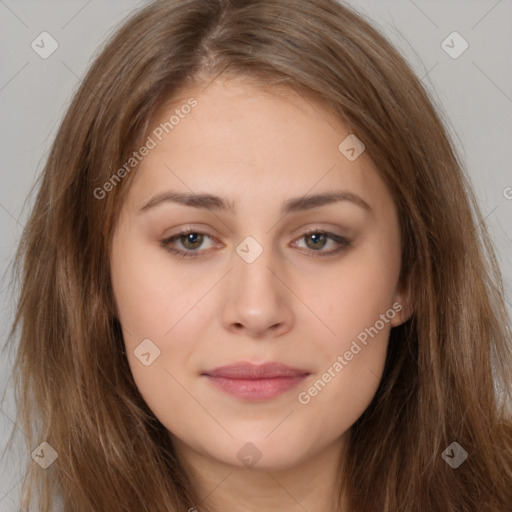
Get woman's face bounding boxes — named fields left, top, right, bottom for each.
left=110, top=77, right=408, bottom=471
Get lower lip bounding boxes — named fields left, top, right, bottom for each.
left=205, top=375, right=309, bottom=400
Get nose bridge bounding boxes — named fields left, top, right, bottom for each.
left=233, top=233, right=280, bottom=299
left=221, top=233, right=293, bottom=336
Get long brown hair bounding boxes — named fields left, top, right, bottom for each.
left=4, top=0, right=512, bottom=510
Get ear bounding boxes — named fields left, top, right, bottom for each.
left=389, top=285, right=414, bottom=327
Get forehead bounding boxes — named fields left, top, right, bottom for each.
left=147, top=77, right=343, bottom=160
left=121, top=77, right=392, bottom=217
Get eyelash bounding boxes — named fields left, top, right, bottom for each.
left=160, top=228, right=352, bottom=260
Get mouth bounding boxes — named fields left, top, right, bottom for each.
left=201, top=362, right=310, bottom=401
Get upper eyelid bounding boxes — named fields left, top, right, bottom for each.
left=164, top=227, right=345, bottom=239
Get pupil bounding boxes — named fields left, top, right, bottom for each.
left=308, top=233, right=325, bottom=249
left=183, top=233, right=202, bottom=249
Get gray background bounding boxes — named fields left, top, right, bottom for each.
left=1, top=0, right=511, bottom=509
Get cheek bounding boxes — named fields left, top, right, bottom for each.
left=295, top=261, right=397, bottom=437
left=294, top=335, right=387, bottom=454
left=313, top=273, right=392, bottom=406
left=111, top=235, right=204, bottom=415
left=320, top=245, right=400, bottom=347
left=302, top=236, right=399, bottom=405
left=111, top=234, right=192, bottom=337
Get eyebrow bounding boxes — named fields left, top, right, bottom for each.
left=139, top=189, right=373, bottom=216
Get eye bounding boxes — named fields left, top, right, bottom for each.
left=291, top=229, right=352, bottom=258
left=160, top=230, right=217, bottom=259
left=160, top=229, right=352, bottom=260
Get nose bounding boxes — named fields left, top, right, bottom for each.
left=221, top=244, right=294, bottom=339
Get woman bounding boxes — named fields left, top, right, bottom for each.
left=5, top=0, right=512, bottom=510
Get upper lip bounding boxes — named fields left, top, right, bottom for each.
left=202, top=362, right=310, bottom=379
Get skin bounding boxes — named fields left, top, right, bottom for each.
left=110, top=76, right=410, bottom=512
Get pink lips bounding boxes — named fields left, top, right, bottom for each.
left=202, top=362, right=310, bottom=401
